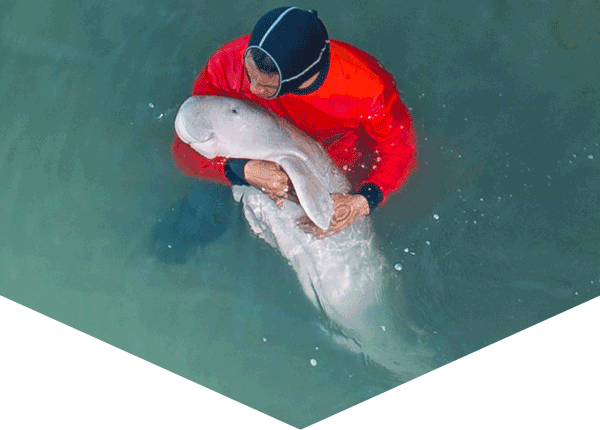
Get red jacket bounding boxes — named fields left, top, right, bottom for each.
left=172, top=35, right=417, bottom=205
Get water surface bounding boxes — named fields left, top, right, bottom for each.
left=1, top=0, right=599, bottom=427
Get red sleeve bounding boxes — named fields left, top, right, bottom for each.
left=360, top=84, right=417, bottom=205
left=171, top=40, right=246, bottom=184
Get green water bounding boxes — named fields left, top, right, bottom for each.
left=1, top=0, right=599, bottom=427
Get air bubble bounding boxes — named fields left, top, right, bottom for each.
left=394, top=263, right=402, bottom=271
left=433, top=214, right=440, bottom=220
left=310, top=359, right=317, bottom=366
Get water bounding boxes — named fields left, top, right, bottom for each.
left=1, top=0, right=599, bottom=427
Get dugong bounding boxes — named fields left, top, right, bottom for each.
left=175, top=96, right=433, bottom=381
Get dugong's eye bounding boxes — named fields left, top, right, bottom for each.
left=231, top=108, right=238, bottom=114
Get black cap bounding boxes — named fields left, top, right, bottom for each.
left=246, top=7, right=330, bottom=97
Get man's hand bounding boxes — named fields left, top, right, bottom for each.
left=297, top=193, right=370, bottom=239
left=244, top=160, right=298, bottom=208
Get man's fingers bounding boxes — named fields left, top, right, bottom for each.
left=268, top=194, right=285, bottom=209
left=296, top=216, right=330, bottom=238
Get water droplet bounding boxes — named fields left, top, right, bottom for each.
left=394, top=263, right=402, bottom=271
left=310, top=359, right=317, bottom=366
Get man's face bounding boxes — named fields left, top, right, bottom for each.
left=244, top=54, right=279, bottom=99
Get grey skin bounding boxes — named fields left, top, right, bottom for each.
left=175, top=96, right=434, bottom=381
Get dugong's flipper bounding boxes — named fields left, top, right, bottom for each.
left=277, top=156, right=334, bottom=231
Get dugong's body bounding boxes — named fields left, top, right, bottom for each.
left=175, top=95, right=346, bottom=230
left=175, top=96, right=432, bottom=380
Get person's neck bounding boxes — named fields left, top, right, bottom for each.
left=298, top=71, right=319, bottom=89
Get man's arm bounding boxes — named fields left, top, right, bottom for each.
left=360, top=89, right=418, bottom=208
left=297, top=81, right=417, bottom=238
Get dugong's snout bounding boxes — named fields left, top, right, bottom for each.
left=174, top=98, right=218, bottom=158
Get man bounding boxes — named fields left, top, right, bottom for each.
left=172, top=7, right=417, bottom=238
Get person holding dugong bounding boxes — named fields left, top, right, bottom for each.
left=172, top=6, right=417, bottom=238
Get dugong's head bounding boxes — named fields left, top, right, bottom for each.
left=174, top=96, right=280, bottom=159
left=174, top=96, right=221, bottom=159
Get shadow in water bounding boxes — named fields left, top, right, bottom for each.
left=147, top=183, right=233, bottom=264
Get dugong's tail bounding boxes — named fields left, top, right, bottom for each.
left=234, top=185, right=436, bottom=381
